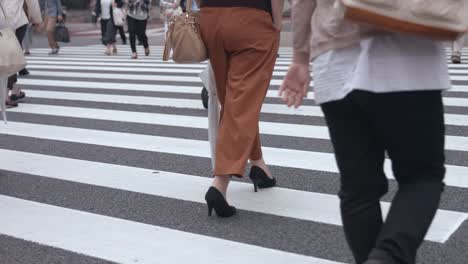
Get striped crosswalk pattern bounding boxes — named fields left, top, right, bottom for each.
left=1, top=45, right=467, bottom=264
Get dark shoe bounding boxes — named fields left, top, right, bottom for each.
left=201, top=87, right=209, bottom=109
left=10, top=91, right=26, bottom=101
left=24, top=51, right=31, bottom=56
left=6, top=100, right=18, bottom=108
left=49, top=47, right=60, bottom=55
left=205, top=187, right=236, bottom=218
left=451, top=54, right=461, bottom=64
left=145, top=48, right=150, bottom=56
left=19, top=68, right=30, bottom=76
left=249, top=166, right=276, bottom=192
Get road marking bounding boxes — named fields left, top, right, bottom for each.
left=23, top=90, right=468, bottom=126
left=1, top=122, right=468, bottom=189
left=27, top=70, right=286, bottom=85
left=0, top=195, right=342, bottom=264
left=1, top=149, right=466, bottom=243
left=9, top=104, right=330, bottom=139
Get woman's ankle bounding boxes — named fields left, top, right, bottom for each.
left=211, top=175, right=230, bottom=195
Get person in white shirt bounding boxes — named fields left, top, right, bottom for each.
left=281, top=1, right=450, bottom=263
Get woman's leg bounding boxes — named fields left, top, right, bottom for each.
left=127, top=16, right=137, bottom=54
left=100, top=19, right=108, bottom=45
left=118, top=26, right=126, bottom=44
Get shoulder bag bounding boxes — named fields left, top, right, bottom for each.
left=337, top=0, right=468, bottom=40
left=163, top=0, right=207, bottom=63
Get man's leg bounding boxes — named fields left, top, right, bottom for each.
left=321, top=91, right=388, bottom=264
left=367, top=91, right=445, bottom=264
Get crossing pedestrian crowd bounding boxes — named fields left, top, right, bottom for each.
left=1, top=0, right=467, bottom=263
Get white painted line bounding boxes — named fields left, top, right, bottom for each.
left=0, top=195, right=341, bottom=264
left=1, top=121, right=468, bottom=190
left=9, top=103, right=330, bottom=139
left=23, top=90, right=468, bottom=126
left=26, top=59, right=294, bottom=70
left=26, top=65, right=289, bottom=77
left=18, top=79, right=316, bottom=97
left=1, top=149, right=466, bottom=243
left=27, top=70, right=285, bottom=85
left=18, top=79, right=203, bottom=93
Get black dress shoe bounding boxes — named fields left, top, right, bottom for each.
left=249, top=166, right=276, bottom=192
left=19, top=68, right=30, bottom=76
left=205, top=187, right=236, bottom=218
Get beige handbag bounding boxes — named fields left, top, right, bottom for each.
left=163, top=0, right=207, bottom=63
left=337, top=0, right=468, bottom=40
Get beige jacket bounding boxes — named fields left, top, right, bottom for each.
left=0, top=0, right=42, bottom=30
left=292, top=0, right=374, bottom=60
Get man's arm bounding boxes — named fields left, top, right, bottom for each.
left=291, top=0, right=315, bottom=64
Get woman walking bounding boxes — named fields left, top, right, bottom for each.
left=95, top=0, right=124, bottom=55
left=198, top=0, right=283, bottom=217
left=0, top=0, right=41, bottom=108
left=281, top=1, right=450, bottom=263
left=127, top=0, right=151, bottom=59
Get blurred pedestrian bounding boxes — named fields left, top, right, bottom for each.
left=0, top=0, right=42, bottom=108
left=40, top=0, right=63, bottom=55
left=451, top=34, right=465, bottom=64
left=128, top=0, right=151, bottom=59
left=198, top=0, right=283, bottom=217
left=95, top=0, right=124, bottom=55
left=282, top=1, right=450, bottom=263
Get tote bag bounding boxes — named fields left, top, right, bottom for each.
left=163, top=0, right=207, bottom=63
left=337, top=0, right=468, bottom=40
left=113, top=6, right=126, bottom=26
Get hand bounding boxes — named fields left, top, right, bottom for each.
left=57, top=15, right=64, bottom=22
left=279, top=63, right=311, bottom=108
left=33, top=23, right=43, bottom=32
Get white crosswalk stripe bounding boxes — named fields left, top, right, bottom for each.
left=1, top=45, right=468, bottom=263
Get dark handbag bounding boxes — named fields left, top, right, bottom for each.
left=54, top=22, right=70, bottom=43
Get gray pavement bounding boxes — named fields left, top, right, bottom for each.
left=0, top=29, right=467, bottom=264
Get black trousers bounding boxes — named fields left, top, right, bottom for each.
left=321, top=90, right=445, bottom=264
left=100, top=19, right=117, bottom=45
left=7, top=24, right=28, bottom=89
left=127, top=16, right=148, bottom=53
left=116, top=26, right=126, bottom=44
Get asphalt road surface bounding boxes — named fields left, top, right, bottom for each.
left=0, top=39, right=467, bottom=264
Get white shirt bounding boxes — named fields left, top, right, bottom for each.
left=100, top=0, right=112, bottom=20
left=312, top=33, right=451, bottom=105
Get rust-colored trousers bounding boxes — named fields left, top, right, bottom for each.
left=199, top=7, right=280, bottom=177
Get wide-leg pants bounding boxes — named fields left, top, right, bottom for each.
left=199, top=7, right=280, bottom=177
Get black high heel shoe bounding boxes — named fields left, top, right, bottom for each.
left=205, top=187, right=236, bottom=218
left=249, top=166, right=276, bottom=192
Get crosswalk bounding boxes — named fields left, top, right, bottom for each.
left=0, top=45, right=467, bottom=263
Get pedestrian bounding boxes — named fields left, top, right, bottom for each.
left=451, top=34, right=465, bottom=64
left=0, top=0, right=42, bottom=108
left=127, top=0, right=151, bottom=59
left=95, top=0, right=124, bottom=55
left=20, top=0, right=42, bottom=75
left=198, top=0, right=283, bottom=218
left=40, top=0, right=63, bottom=55
left=281, top=1, right=450, bottom=263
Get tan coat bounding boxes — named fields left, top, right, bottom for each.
left=0, top=0, right=42, bottom=30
